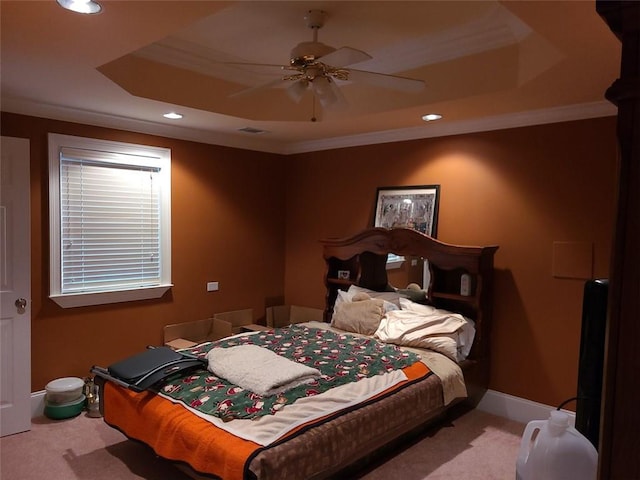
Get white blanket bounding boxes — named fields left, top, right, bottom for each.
left=206, top=345, right=321, bottom=396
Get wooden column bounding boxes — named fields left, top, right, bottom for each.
left=596, top=2, right=640, bottom=479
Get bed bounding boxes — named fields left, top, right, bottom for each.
left=96, top=227, right=498, bottom=480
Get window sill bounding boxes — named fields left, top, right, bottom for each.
left=50, top=284, right=173, bottom=308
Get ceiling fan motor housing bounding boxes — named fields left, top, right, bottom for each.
left=290, top=10, right=333, bottom=67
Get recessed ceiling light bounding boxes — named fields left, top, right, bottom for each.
left=56, top=0, right=102, bottom=14
left=422, top=113, right=443, bottom=122
left=163, top=112, right=183, bottom=120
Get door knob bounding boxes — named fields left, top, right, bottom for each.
left=15, top=298, right=27, bottom=313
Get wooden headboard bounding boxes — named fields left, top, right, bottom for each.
left=321, top=227, right=499, bottom=404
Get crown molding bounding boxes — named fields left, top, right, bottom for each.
left=283, top=101, right=617, bottom=154
left=2, top=97, right=616, bottom=156
left=1, top=97, right=285, bottom=154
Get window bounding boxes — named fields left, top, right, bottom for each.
left=48, top=133, right=172, bottom=308
left=386, top=253, right=405, bottom=270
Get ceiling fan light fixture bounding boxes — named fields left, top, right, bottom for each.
left=311, top=76, right=338, bottom=108
left=56, top=0, right=102, bottom=14
left=224, top=8, right=424, bottom=112
left=286, top=80, right=308, bottom=103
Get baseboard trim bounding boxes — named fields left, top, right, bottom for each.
left=31, top=390, right=46, bottom=418
left=477, top=389, right=576, bottom=426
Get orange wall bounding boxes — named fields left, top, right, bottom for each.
left=2, top=113, right=287, bottom=390
left=283, top=117, right=617, bottom=408
left=2, top=112, right=618, bottom=407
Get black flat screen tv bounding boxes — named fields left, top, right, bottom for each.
left=575, top=278, right=608, bottom=450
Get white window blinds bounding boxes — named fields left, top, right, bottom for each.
left=48, top=133, right=171, bottom=308
left=59, top=148, right=161, bottom=293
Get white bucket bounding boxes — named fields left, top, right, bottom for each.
left=516, top=410, right=598, bottom=480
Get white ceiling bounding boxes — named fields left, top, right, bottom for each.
left=1, top=1, right=620, bottom=154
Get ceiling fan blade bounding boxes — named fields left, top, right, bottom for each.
left=319, top=47, right=372, bottom=68
left=347, top=69, right=425, bottom=93
left=229, top=77, right=289, bottom=99
left=210, top=61, right=290, bottom=75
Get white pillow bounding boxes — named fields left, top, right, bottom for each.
left=376, top=304, right=476, bottom=362
left=335, top=289, right=356, bottom=305
left=456, top=318, right=476, bottom=360
left=348, top=285, right=401, bottom=309
left=399, top=296, right=435, bottom=313
left=399, top=297, right=476, bottom=357
left=340, top=285, right=399, bottom=313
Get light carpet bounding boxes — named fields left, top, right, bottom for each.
left=0, top=407, right=524, bottom=479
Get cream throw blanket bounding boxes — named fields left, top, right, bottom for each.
left=206, top=345, right=321, bottom=396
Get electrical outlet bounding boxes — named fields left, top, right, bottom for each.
left=207, top=281, right=219, bottom=292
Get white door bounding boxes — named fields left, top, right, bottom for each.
left=0, top=136, right=31, bottom=436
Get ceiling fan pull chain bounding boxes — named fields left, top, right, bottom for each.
left=311, top=96, right=318, bottom=123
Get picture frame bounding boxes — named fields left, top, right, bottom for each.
left=373, top=185, right=440, bottom=237
left=337, top=270, right=351, bottom=280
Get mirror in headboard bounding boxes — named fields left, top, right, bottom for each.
left=321, top=227, right=499, bottom=357
left=355, top=252, right=427, bottom=292
left=386, top=255, right=430, bottom=290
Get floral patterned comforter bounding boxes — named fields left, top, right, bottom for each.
left=160, top=325, right=420, bottom=420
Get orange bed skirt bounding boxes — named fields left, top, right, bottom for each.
left=103, top=361, right=430, bottom=480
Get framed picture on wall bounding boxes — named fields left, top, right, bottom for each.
left=373, top=185, right=440, bottom=237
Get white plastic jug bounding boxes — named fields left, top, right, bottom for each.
left=516, top=410, right=598, bottom=480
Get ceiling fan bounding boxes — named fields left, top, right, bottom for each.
left=227, top=10, right=426, bottom=110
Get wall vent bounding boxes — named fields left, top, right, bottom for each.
left=238, top=127, right=268, bottom=134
